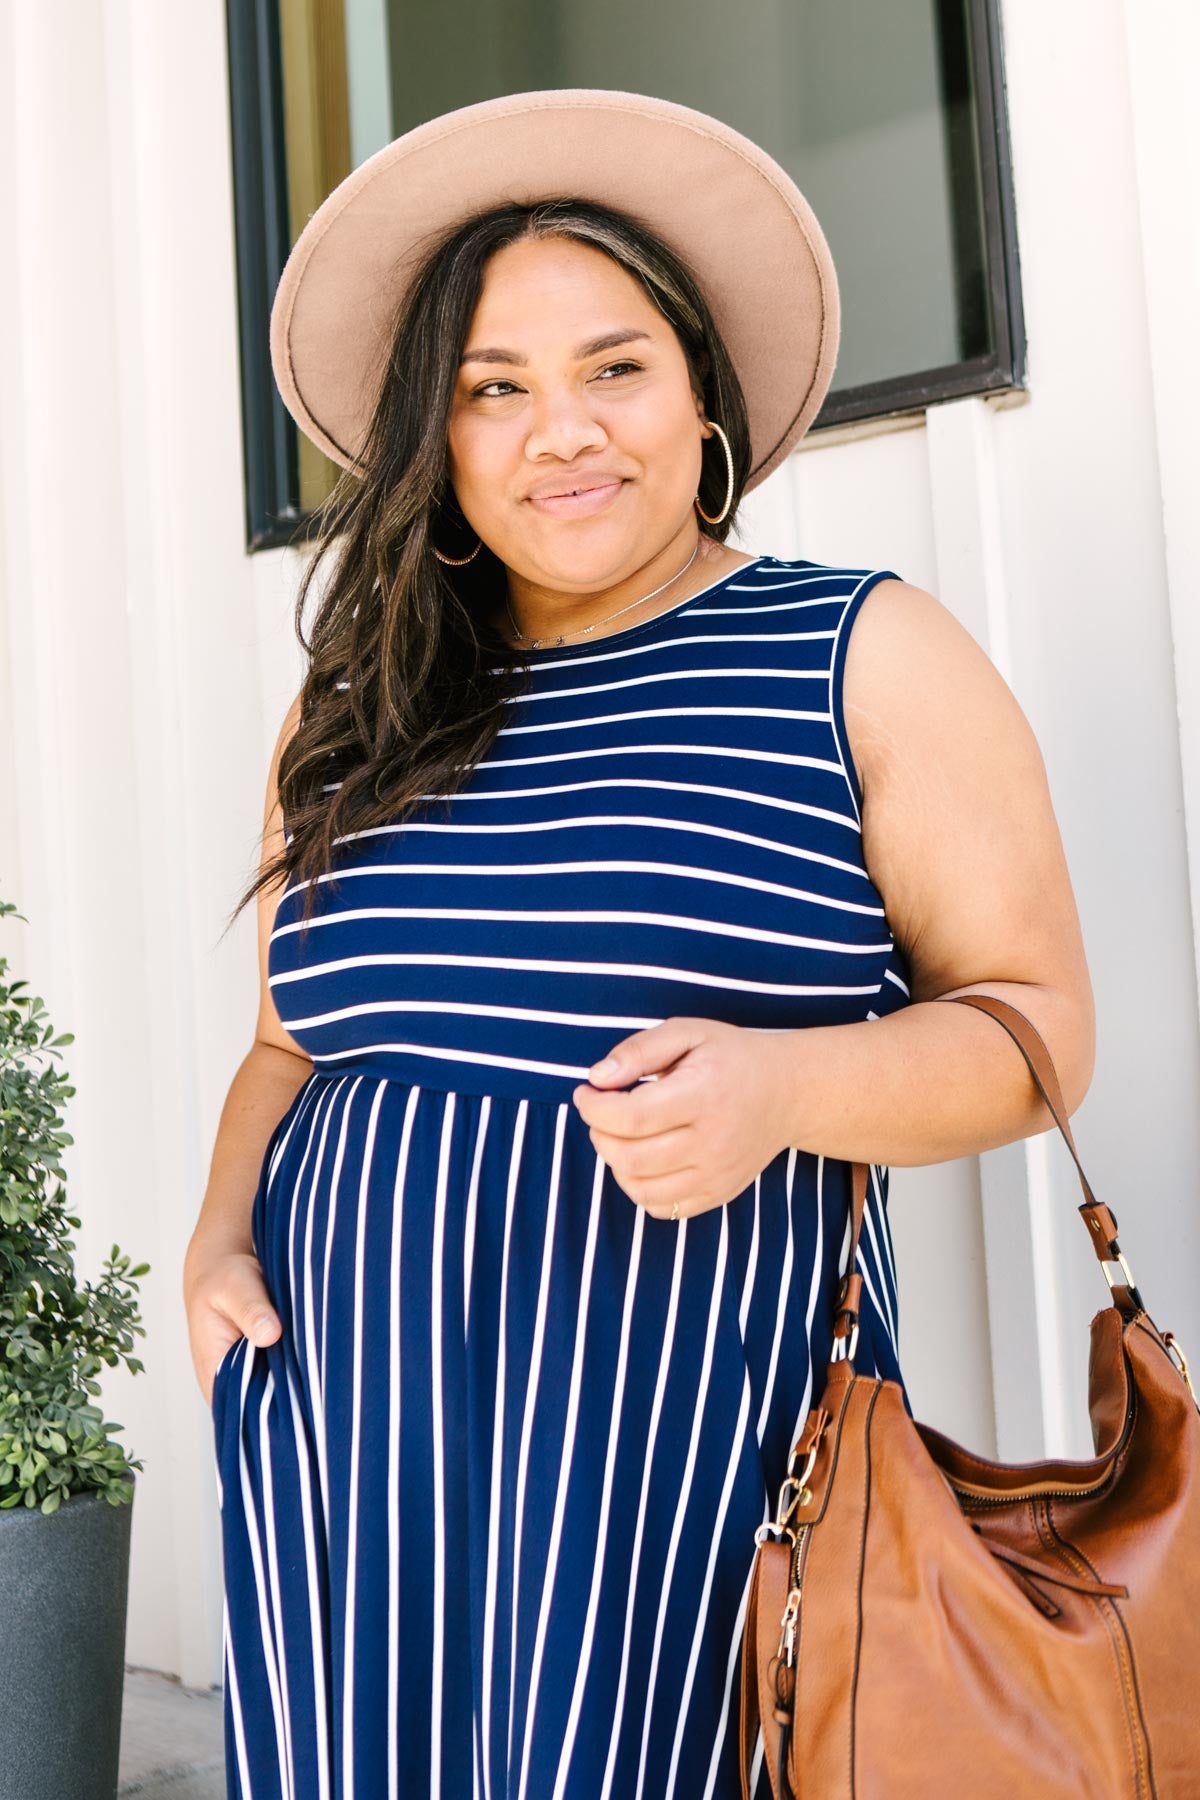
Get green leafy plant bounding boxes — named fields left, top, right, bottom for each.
left=0, top=898, right=148, bottom=1513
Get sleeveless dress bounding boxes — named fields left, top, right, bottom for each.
left=211, top=552, right=914, bottom=1800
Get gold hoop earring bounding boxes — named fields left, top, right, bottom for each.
left=431, top=492, right=483, bottom=564
left=694, top=419, right=735, bottom=526
left=432, top=539, right=481, bottom=565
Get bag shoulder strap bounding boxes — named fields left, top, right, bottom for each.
left=833, top=993, right=1144, bottom=1359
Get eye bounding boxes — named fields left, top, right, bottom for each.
left=593, top=360, right=643, bottom=380
left=468, top=360, right=643, bottom=400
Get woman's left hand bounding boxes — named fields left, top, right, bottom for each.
left=571, top=1017, right=796, bottom=1221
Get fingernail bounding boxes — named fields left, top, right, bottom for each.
left=590, top=1056, right=618, bottom=1078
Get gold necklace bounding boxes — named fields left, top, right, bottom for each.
left=504, top=540, right=702, bottom=649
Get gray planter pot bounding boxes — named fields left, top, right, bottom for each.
left=0, top=1473, right=135, bottom=1800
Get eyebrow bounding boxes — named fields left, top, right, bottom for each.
left=459, top=327, right=653, bottom=368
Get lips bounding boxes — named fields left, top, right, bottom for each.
left=526, top=479, right=626, bottom=519
left=528, top=478, right=622, bottom=500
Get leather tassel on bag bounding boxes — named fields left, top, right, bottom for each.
left=740, top=992, right=1200, bottom=1799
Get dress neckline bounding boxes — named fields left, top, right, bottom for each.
left=502, top=554, right=770, bottom=664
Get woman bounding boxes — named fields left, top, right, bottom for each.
left=183, top=91, right=1094, bottom=1800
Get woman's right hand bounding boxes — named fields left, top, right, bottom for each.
left=185, top=1247, right=283, bottom=1409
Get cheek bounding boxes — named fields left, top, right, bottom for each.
left=446, top=417, right=502, bottom=504
left=623, top=389, right=702, bottom=471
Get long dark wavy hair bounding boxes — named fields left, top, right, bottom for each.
left=224, top=197, right=753, bottom=946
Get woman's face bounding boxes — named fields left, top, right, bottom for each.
left=446, top=235, right=712, bottom=597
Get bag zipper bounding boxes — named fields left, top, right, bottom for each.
left=947, top=1473, right=1117, bottom=1506
left=944, top=1379, right=1135, bottom=1508
left=775, top=1524, right=813, bottom=1667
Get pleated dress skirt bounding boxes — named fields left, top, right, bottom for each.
left=211, top=554, right=914, bottom=1799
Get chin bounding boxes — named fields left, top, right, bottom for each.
left=521, top=532, right=644, bottom=587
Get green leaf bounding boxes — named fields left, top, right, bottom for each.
left=0, top=903, right=146, bottom=1500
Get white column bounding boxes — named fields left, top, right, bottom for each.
left=0, top=0, right=277, bottom=1687
left=926, top=396, right=1070, bottom=1460
left=1122, top=0, right=1200, bottom=1022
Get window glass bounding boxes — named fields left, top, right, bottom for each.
left=329, top=0, right=995, bottom=389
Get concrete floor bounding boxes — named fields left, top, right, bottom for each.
left=118, top=1666, right=225, bottom=1799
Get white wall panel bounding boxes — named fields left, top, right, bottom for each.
left=985, top=0, right=1200, bottom=1458
left=1122, top=0, right=1200, bottom=1010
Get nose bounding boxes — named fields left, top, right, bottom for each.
left=522, top=383, right=609, bottom=467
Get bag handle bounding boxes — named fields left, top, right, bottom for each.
left=832, top=993, right=1146, bottom=1365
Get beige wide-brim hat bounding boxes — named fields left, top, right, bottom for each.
left=269, top=88, right=840, bottom=491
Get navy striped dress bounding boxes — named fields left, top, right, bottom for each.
left=211, top=553, right=914, bottom=1800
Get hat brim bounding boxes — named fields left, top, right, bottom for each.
left=269, top=87, right=840, bottom=493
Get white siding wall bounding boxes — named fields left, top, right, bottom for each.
left=0, top=0, right=1195, bottom=1692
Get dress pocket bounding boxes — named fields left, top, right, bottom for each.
left=210, top=1336, right=245, bottom=1439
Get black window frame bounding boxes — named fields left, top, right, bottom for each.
left=226, top=0, right=1026, bottom=553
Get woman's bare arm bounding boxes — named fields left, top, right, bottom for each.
left=774, top=578, right=1096, bottom=1166
left=182, top=694, right=312, bottom=1391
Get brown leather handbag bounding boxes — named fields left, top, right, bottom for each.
left=740, top=992, right=1200, bottom=1799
